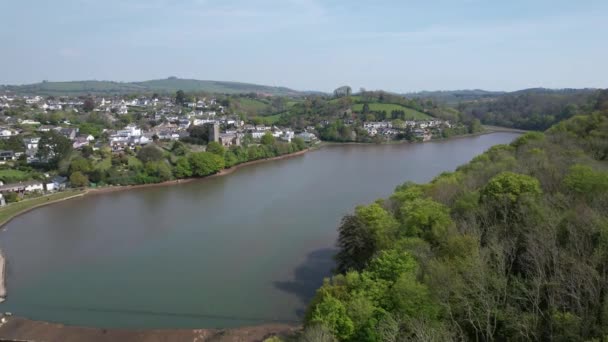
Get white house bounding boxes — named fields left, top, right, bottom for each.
left=24, top=137, right=40, bottom=150
left=281, top=130, right=295, bottom=142
left=0, top=128, right=14, bottom=138
left=297, top=132, right=317, bottom=142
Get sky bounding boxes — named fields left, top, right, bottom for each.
left=1, top=0, right=607, bottom=92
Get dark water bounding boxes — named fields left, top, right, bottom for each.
left=0, top=133, right=519, bottom=329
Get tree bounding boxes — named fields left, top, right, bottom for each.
left=136, top=145, right=164, bottom=163
left=481, top=171, right=542, bottom=203
left=333, top=86, right=352, bottom=98
left=335, top=215, right=376, bottom=273
left=173, top=157, right=192, bottom=178
left=69, top=157, right=93, bottom=174
left=0, top=136, right=25, bottom=152
left=83, top=98, right=95, bottom=112
left=171, top=141, right=188, bottom=156
left=398, top=198, right=453, bottom=244
left=563, top=164, right=608, bottom=197
left=362, top=103, right=370, bottom=114
left=36, top=131, right=73, bottom=166
left=260, top=132, right=276, bottom=145
left=206, top=141, right=225, bottom=156
left=4, top=192, right=19, bottom=203
left=175, top=90, right=186, bottom=105
left=69, top=171, right=89, bottom=187
left=467, top=118, right=482, bottom=133
left=185, top=124, right=210, bottom=144
left=188, top=152, right=225, bottom=177
left=81, top=145, right=94, bottom=158
left=309, top=295, right=355, bottom=340
left=293, top=137, right=306, bottom=151
left=144, top=161, right=173, bottom=181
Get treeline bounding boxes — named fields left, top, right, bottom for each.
left=298, top=108, right=608, bottom=340
left=459, top=88, right=600, bottom=130
left=65, top=134, right=307, bottom=187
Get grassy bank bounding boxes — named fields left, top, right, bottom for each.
left=0, top=191, right=86, bottom=228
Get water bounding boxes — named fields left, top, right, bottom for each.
left=0, top=133, right=519, bottom=329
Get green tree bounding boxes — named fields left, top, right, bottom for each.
left=261, top=132, right=276, bottom=145
left=36, top=131, right=73, bottom=166
left=293, top=137, right=306, bottom=150
left=563, top=164, right=608, bottom=197
left=175, top=90, right=186, bottom=105
left=0, top=136, right=25, bottom=152
left=69, top=157, right=93, bottom=174
left=188, top=152, right=225, bottom=177
left=398, top=198, right=453, bottom=244
left=137, top=145, right=164, bottom=163
left=69, top=171, right=89, bottom=187
left=309, top=295, right=355, bottom=340
left=4, top=192, right=19, bottom=203
left=481, top=171, right=542, bottom=203
left=173, top=157, right=192, bottom=178
left=335, top=214, right=376, bottom=273
left=144, top=161, right=172, bottom=181
left=171, top=141, right=188, bottom=156
left=206, top=141, right=225, bottom=156
left=81, top=145, right=94, bottom=158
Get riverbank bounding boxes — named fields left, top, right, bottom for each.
left=87, top=148, right=311, bottom=195
left=320, top=127, right=522, bottom=147
left=0, top=316, right=299, bottom=342
left=0, top=190, right=87, bottom=229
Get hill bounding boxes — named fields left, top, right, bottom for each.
left=459, top=88, right=601, bottom=130
left=302, top=98, right=608, bottom=340
left=351, top=103, right=431, bottom=120
left=405, top=89, right=505, bottom=105
left=0, top=77, right=306, bottom=96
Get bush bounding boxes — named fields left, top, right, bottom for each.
left=4, top=192, right=19, bottom=203
left=69, top=171, right=89, bottom=188
left=136, top=145, right=164, bottom=163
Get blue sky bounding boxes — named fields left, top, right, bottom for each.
left=1, top=0, right=607, bottom=92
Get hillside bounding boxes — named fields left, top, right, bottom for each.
left=406, top=89, right=505, bottom=105
left=460, top=88, right=601, bottom=130
left=0, top=78, right=305, bottom=96
left=302, top=95, right=608, bottom=341
left=351, top=103, right=431, bottom=120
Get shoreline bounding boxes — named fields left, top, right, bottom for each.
left=86, top=148, right=311, bottom=196
left=0, top=316, right=299, bottom=342
left=320, top=126, right=524, bottom=147
left=0, top=190, right=87, bottom=229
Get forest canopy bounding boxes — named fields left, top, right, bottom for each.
left=301, top=95, right=608, bottom=341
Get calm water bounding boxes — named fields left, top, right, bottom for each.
left=0, top=133, right=519, bottom=329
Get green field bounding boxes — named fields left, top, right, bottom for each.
left=259, top=113, right=283, bottom=124
left=352, top=103, right=432, bottom=120
left=235, top=98, right=269, bottom=113
left=0, top=169, right=34, bottom=183
left=0, top=190, right=85, bottom=227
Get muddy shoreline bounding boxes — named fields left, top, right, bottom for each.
left=0, top=316, right=299, bottom=342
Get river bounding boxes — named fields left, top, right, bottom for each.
left=0, top=132, right=519, bottom=329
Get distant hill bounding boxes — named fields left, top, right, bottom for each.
left=0, top=77, right=309, bottom=96
left=458, top=88, right=601, bottom=130
left=405, top=89, right=506, bottom=105
left=404, top=88, right=600, bottom=106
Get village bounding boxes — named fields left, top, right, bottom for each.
left=0, top=92, right=455, bottom=203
